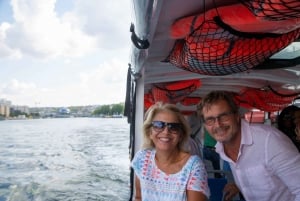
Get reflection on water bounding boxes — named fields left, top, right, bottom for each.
left=0, top=118, right=131, bottom=201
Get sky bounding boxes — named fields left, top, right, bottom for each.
left=0, top=0, right=132, bottom=107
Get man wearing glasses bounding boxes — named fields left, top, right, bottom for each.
left=198, top=90, right=300, bottom=201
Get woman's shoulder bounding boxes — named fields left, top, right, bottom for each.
left=188, top=153, right=201, bottom=162
left=134, top=148, right=155, bottom=160
left=179, top=152, right=201, bottom=168
left=138, top=148, right=155, bottom=154
left=186, top=154, right=206, bottom=171
left=131, top=149, right=155, bottom=172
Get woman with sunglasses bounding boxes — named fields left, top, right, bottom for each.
left=131, top=102, right=210, bottom=201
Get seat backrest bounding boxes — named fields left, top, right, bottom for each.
left=208, top=177, right=227, bottom=201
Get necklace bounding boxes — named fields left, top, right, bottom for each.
left=155, top=152, right=188, bottom=174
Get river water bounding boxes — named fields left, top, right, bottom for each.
left=0, top=118, right=131, bottom=201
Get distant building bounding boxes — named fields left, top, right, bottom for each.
left=58, top=107, right=70, bottom=114
left=11, top=105, right=30, bottom=114
left=0, top=99, right=11, bottom=117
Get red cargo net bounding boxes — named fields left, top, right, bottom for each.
left=240, top=0, right=300, bottom=21
left=144, top=93, right=155, bottom=111
left=151, top=79, right=201, bottom=104
left=234, top=87, right=299, bottom=112
left=180, top=97, right=201, bottom=106
left=168, top=3, right=300, bottom=75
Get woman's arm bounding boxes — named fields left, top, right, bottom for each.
left=186, top=156, right=210, bottom=200
left=134, top=175, right=142, bottom=201
left=187, top=190, right=208, bottom=201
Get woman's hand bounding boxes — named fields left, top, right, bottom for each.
left=223, top=183, right=240, bottom=201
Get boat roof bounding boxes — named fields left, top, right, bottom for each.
left=128, top=0, right=300, bottom=113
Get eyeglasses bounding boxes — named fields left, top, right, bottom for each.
left=151, top=121, right=183, bottom=134
left=203, top=111, right=234, bottom=126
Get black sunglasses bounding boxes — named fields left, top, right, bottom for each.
left=151, top=121, right=183, bottom=134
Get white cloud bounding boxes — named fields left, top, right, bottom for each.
left=72, top=0, right=131, bottom=49
left=1, top=79, right=37, bottom=95
left=78, top=59, right=128, bottom=101
left=0, top=0, right=131, bottom=107
left=0, top=59, right=128, bottom=107
left=0, top=79, right=50, bottom=106
left=1, top=0, right=98, bottom=59
left=45, top=59, right=129, bottom=107
left=0, top=0, right=131, bottom=59
left=0, top=22, right=22, bottom=58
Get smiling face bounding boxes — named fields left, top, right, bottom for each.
left=149, top=110, right=182, bottom=152
left=202, top=99, right=240, bottom=145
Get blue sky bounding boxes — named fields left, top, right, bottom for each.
left=0, top=0, right=131, bottom=107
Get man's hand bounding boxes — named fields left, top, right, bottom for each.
left=223, top=183, right=240, bottom=201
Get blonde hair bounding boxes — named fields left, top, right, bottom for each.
left=142, top=102, right=190, bottom=151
